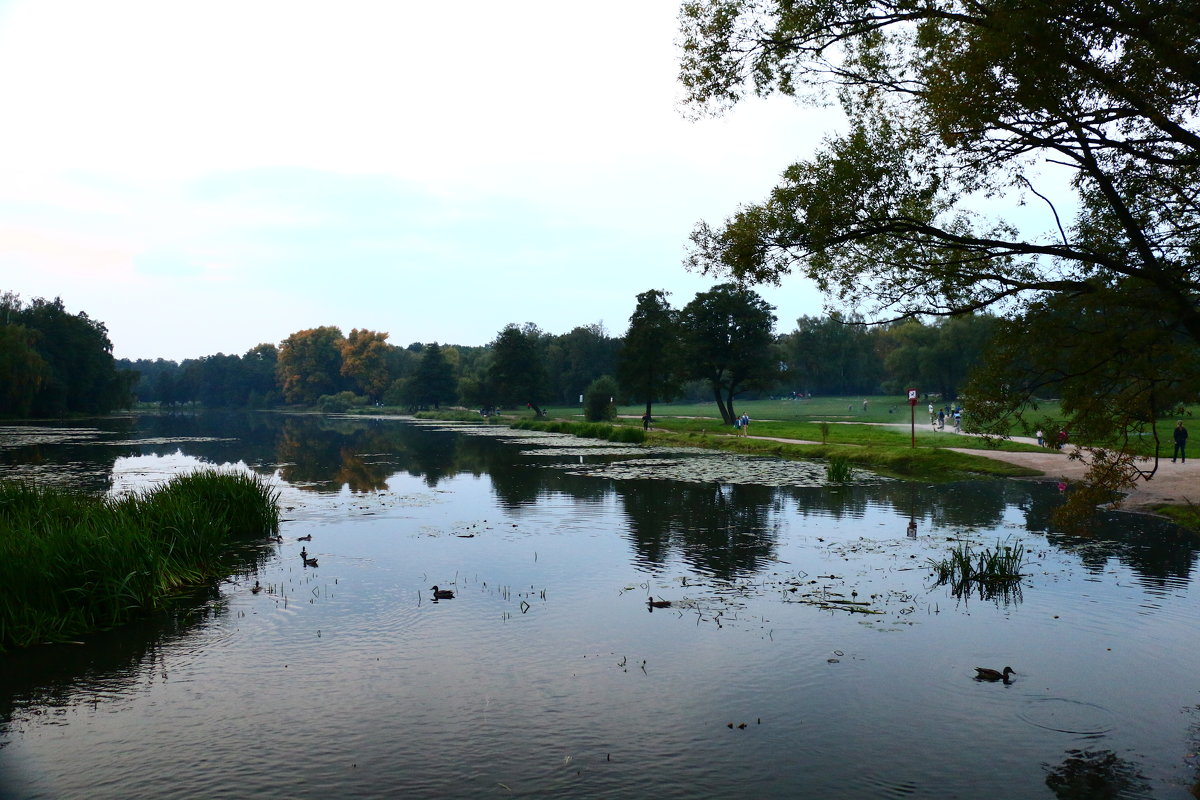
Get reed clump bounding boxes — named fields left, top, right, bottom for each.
left=825, top=454, right=853, bottom=482
left=0, top=470, right=280, bottom=651
left=927, top=539, right=1027, bottom=599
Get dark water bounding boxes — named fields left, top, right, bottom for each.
left=2, top=412, right=1199, bottom=799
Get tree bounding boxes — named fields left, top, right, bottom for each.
left=411, top=342, right=458, bottom=409
left=779, top=313, right=885, bottom=395
left=545, top=323, right=621, bottom=405
left=883, top=315, right=998, bottom=400
left=488, top=324, right=547, bottom=414
left=0, top=324, right=50, bottom=417
left=1, top=294, right=133, bottom=416
left=617, top=289, right=683, bottom=418
left=277, top=327, right=346, bottom=404
left=678, top=0, right=1200, bottom=484
left=339, top=329, right=393, bottom=402
left=678, top=283, right=778, bottom=423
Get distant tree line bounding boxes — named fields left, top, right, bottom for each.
left=2, top=288, right=1001, bottom=421
left=0, top=293, right=135, bottom=417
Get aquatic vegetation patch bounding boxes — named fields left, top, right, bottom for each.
left=927, top=539, right=1027, bottom=600
left=0, top=425, right=107, bottom=449
left=559, top=452, right=889, bottom=488
left=0, top=470, right=281, bottom=651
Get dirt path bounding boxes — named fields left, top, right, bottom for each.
left=739, top=426, right=1197, bottom=511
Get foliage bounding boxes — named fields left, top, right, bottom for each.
left=678, top=283, right=778, bottom=423
left=583, top=375, right=620, bottom=422
left=318, top=391, right=366, bottom=413
left=678, top=0, right=1200, bottom=489
left=0, top=323, right=50, bottom=416
left=546, top=323, right=621, bottom=405
left=883, top=314, right=998, bottom=400
left=339, top=328, right=394, bottom=401
left=488, top=323, right=548, bottom=413
left=617, top=289, right=683, bottom=417
left=411, top=342, right=458, bottom=408
left=779, top=313, right=885, bottom=395
left=512, top=418, right=646, bottom=444
left=0, top=293, right=134, bottom=417
left=0, top=470, right=279, bottom=651
left=277, top=326, right=346, bottom=404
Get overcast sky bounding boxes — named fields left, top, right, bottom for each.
left=0, top=1, right=838, bottom=361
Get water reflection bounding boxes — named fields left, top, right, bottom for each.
left=617, top=479, right=780, bottom=579
left=3, top=412, right=1200, bottom=799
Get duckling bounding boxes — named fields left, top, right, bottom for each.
left=647, top=597, right=672, bottom=609
left=251, top=580, right=263, bottom=594
left=431, top=585, right=454, bottom=600
left=974, top=666, right=1015, bottom=682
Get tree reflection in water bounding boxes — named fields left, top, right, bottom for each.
left=1043, top=749, right=1150, bottom=799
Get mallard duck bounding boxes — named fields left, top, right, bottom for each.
left=297, top=534, right=312, bottom=542
left=431, top=585, right=454, bottom=600
left=251, top=580, right=263, bottom=594
left=303, top=556, right=319, bottom=568
left=647, top=597, right=672, bottom=609
left=974, top=666, right=1015, bottom=681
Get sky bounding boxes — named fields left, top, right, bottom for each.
left=0, top=1, right=843, bottom=362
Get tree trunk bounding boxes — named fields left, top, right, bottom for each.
left=713, top=384, right=732, bottom=424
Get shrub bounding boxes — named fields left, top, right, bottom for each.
left=583, top=376, right=619, bottom=422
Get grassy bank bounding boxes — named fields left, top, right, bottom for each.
left=0, top=470, right=280, bottom=651
left=413, top=406, right=1036, bottom=481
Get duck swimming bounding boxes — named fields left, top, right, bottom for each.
left=251, top=580, right=263, bottom=594
left=647, top=597, right=672, bottom=609
left=974, top=666, right=1015, bottom=682
left=431, top=585, right=454, bottom=600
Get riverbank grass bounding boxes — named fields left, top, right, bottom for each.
left=0, top=470, right=280, bottom=651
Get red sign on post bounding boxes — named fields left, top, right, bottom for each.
left=907, top=389, right=917, bottom=448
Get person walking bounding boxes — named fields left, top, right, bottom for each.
left=740, top=413, right=751, bottom=435
left=1172, top=420, right=1188, bottom=462
left=1035, top=428, right=1044, bottom=447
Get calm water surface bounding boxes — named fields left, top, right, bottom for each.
left=1, top=412, right=1198, bottom=799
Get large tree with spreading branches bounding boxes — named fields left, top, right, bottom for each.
left=678, top=0, right=1200, bottom=497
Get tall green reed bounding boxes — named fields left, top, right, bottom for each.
left=0, top=469, right=279, bottom=651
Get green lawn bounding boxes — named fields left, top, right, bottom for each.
left=542, top=396, right=1048, bottom=453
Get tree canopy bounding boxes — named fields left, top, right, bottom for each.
left=0, top=294, right=133, bottom=416
left=679, top=0, right=1200, bottom=476
left=678, top=283, right=778, bottom=423
left=617, top=289, right=683, bottom=417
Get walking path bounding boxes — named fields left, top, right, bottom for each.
left=746, top=423, right=1197, bottom=512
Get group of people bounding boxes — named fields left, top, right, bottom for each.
left=732, top=413, right=752, bottom=436
left=1032, top=421, right=1188, bottom=462
left=928, top=403, right=962, bottom=432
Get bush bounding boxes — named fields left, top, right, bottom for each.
left=318, top=391, right=363, bottom=413
left=583, top=376, right=619, bottom=422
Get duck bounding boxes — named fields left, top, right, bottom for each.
left=303, top=556, right=319, bottom=568
left=431, top=585, right=454, bottom=600
left=251, top=580, right=263, bottom=594
left=297, top=534, right=312, bottom=542
left=974, top=666, right=1015, bottom=682
left=647, top=597, right=672, bottom=609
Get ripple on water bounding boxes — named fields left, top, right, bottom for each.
left=1018, top=697, right=1117, bottom=735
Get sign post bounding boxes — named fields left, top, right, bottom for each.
left=907, top=388, right=918, bottom=448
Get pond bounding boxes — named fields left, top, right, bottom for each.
left=1, top=412, right=1198, bottom=798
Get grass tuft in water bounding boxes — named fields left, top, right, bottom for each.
left=927, top=539, right=1027, bottom=600
left=0, top=469, right=280, bottom=651
left=825, top=455, right=853, bottom=482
